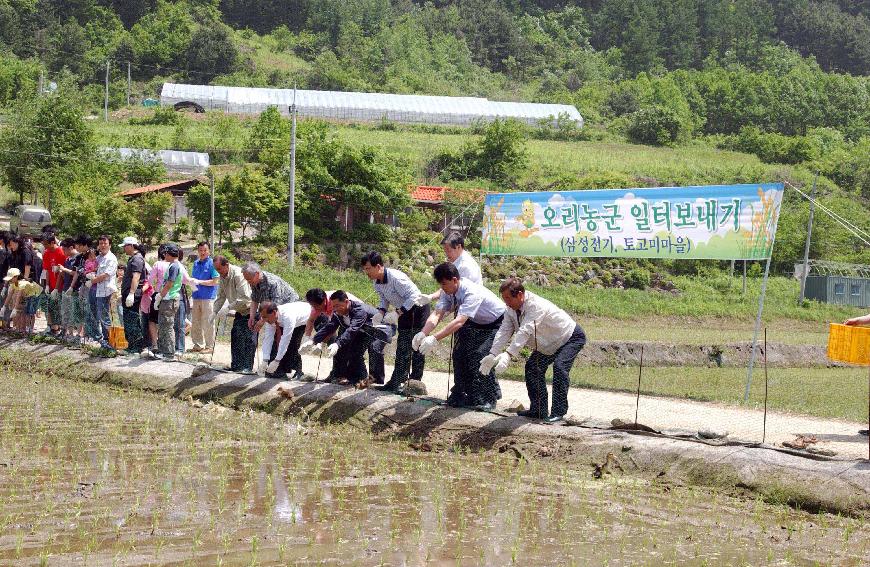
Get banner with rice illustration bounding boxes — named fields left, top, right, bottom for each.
left=481, top=183, right=784, bottom=260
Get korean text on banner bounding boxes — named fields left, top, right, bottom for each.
left=481, top=183, right=784, bottom=260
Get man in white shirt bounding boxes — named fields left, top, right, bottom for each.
left=89, top=235, right=118, bottom=350
left=442, top=232, right=482, bottom=283
left=483, top=278, right=586, bottom=423
left=414, top=262, right=505, bottom=410
left=259, top=300, right=311, bottom=380
left=427, top=232, right=483, bottom=303
left=361, top=251, right=430, bottom=392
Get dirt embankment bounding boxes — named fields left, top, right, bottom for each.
left=2, top=339, right=867, bottom=517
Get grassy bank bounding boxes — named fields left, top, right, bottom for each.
left=386, top=354, right=867, bottom=423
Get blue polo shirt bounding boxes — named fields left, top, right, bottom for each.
left=191, top=256, right=219, bottom=300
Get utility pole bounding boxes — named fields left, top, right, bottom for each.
left=288, top=86, right=297, bottom=268
left=209, top=171, right=215, bottom=250
left=104, top=61, right=110, bottom=122
left=127, top=61, right=132, bottom=107
left=798, top=173, right=819, bottom=305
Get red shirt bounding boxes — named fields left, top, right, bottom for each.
left=42, top=247, right=67, bottom=290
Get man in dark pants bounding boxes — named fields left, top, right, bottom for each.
left=120, top=236, right=146, bottom=353
left=360, top=251, right=430, bottom=392
left=309, top=290, right=381, bottom=387
left=414, top=262, right=506, bottom=410
left=483, top=278, right=586, bottom=424
left=302, top=288, right=392, bottom=385
left=259, top=300, right=310, bottom=380
left=213, top=256, right=255, bottom=373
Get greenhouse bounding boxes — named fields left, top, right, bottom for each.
left=102, top=147, right=210, bottom=176
left=160, top=83, right=583, bottom=128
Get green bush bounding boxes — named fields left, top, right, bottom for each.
left=719, top=126, right=821, bottom=165
left=171, top=218, right=191, bottom=241
left=624, top=268, right=652, bottom=290
left=130, top=106, right=181, bottom=126
left=626, top=105, right=682, bottom=146
left=347, top=223, right=392, bottom=243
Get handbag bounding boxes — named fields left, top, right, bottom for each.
left=108, top=304, right=128, bottom=350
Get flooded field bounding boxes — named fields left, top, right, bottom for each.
left=0, top=371, right=868, bottom=566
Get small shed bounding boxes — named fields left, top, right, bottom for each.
left=801, top=261, right=870, bottom=307
left=408, top=185, right=487, bottom=233
left=118, top=179, right=201, bottom=225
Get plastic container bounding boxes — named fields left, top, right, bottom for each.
left=827, top=323, right=870, bottom=365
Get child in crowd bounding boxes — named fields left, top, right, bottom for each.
left=1, top=268, right=22, bottom=331
left=22, top=280, right=42, bottom=333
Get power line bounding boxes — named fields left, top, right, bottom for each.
left=786, top=181, right=870, bottom=247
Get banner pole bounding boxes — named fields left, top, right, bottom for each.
left=744, top=257, right=772, bottom=403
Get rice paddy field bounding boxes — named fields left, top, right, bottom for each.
left=1, top=370, right=868, bottom=566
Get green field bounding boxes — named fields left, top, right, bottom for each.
left=93, top=115, right=794, bottom=189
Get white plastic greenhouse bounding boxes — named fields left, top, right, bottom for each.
left=102, top=148, right=210, bottom=176
left=160, top=83, right=583, bottom=128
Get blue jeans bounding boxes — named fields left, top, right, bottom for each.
left=174, top=299, right=186, bottom=353
left=94, top=295, right=112, bottom=345
left=87, top=289, right=99, bottom=341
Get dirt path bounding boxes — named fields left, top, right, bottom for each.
left=189, top=337, right=870, bottom=461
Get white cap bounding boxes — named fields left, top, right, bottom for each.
left=3, top=268, right=20, bottom=281
left=121, top=236, right=139, bottom=246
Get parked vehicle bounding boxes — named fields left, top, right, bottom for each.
left=9, top=206, right=52, bottom=237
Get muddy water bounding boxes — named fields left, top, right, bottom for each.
left=0, top=372, right=867, bottom=566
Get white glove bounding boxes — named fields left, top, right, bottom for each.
left=309, top=342, right=323, bottom=356
left=153, top=293, right=162, bottom=308
left=493, top=352, right=511, bottom=375
left=50, top=288, right=59, bottom=299
left=266, top=360, right=280, bottom=374
left=383, top=311, right=400, bottom=326
left=85, top=279, right=93, bottom=289
left=85, top=273, right=95, bottom=280
left=326, top=343, right=339, bottom=357
left=479, top=353, right=497, bottom=375
left=10, top=309, right=17, bottom=318
left=371, top=311, right=384, bottom=326
left=299, top=336, right=314, bottom=353
left=216, top=304, right=229, bottom=318
left=412, top=331, right=427, bottom=351
left=418, top=335, right=438, bottom=355
left=52, top=265, right=60, bottom=273
left=125, top=293, right=134, bottom=308
left=414, top=295, right=431, bottom=307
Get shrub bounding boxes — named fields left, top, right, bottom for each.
left=347, top=223, right=392, bottom=243
left=624, top=268, right=652, bottom=290
left=720, top=126, right=820, bottom=165
left=130, top=106, right=180, bottom=126
left=626, top=105, right=682, bottom=146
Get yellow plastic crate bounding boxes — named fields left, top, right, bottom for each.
left=828, top=323, right=870, bottom=366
